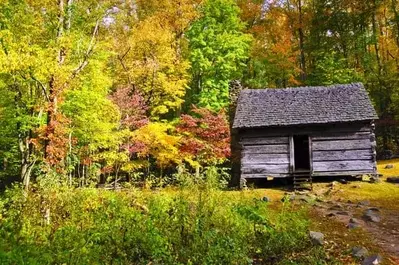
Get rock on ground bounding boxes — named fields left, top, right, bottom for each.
left=361, top=254, right=382, bottom=265
left=363, top=211, right=381, bottom=223
left=351, top=246, right=369, bottom=258
left=384, top=164, right=394, bottom=169
left=309, top=231, right=324, bottom=246
left=262, top=196, right=271, bottom=202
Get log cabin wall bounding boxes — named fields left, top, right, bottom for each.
left=239, top=122, right=377, bottom=179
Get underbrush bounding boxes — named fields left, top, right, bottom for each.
left=0, top=170, right=332, bottom=265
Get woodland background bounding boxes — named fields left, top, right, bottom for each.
left=1, top=0, right=399, bottom=189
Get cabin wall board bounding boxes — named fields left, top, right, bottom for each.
left=238, top=122, right=377, bottom=180
left=240, top=135, right=290, bottom=177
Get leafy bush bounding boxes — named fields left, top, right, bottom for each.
left=0, top=180, right=328, bottom=264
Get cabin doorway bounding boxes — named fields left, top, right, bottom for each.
left=293, top=135, right=310, bottom=172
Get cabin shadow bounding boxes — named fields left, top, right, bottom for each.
left=246, top=175, right=363, bottom=190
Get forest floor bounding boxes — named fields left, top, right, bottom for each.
left=242, top=159, right=399, bottom=265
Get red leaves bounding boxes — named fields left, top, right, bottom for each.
left=110, top=87, right=149, bottom=130
left=177, top=106, right=231, bottom=165
left=38, top=112, right=71, bottom=171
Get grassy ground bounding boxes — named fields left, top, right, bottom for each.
left=234, top=159, right=399, bottom=264
left=325, top=159, right=399, bottom=210
left=310, top=159, right=399, bottom=265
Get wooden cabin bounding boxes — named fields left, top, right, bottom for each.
left=232, top=83, right=378, bottom=189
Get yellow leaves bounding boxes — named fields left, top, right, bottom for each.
left=132, top=122, right=182, bottom=168
left=115, top=14, right=190, bottom=118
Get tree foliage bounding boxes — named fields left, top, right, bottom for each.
left=1, top=0, right=399, bottom=188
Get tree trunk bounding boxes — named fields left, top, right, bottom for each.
left=298, top=0, right=307, bottom=82
left=19, top=134, right=36, bottom=191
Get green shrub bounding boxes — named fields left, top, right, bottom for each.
left=0, top=179, right=331, bottom=264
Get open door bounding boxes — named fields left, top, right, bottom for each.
left=293, top=135, right=310, bottom=172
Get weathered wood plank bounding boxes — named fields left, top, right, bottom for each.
left=242, top=144, right=289, bottom=154
left=313, top=150, right=373, bottom=161
left=312, top=139, right=372, bottom=151
left=312, top=170, right=375, bottom=177
left=313, top=160, right=374, bottom=172
left=240, top=136, right=289, bottom=145
left=241, top=164, right=290, bottom=174
left=242, top=153, right=289, bottom=164
left=242, top=174, right=290, bottom=178
left=312, top=132, right=371, bottom=141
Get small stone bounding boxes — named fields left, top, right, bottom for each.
left=339, top=179, right=348, bottom=184
left=363, top=212, right=381, bottom=223
left=362, top=254, right=382, bottom=265
left=385, top=164, right=394, bottom=169
left=262, top=196, right=271, bottom=202
left=309, top=231, right=324, bottom=246
left=350, top=218, right=361, bottom=224
left=370, top=177, right=381, bottom=183
left=351, top=246, right=369, bottom=258
left=387, top=177, right=399, bottom=184
left=336, top=211, right=350, bottom=216
left=367, top=207, right=380, bottom=213
left=328, top=181, right=338, bottom=188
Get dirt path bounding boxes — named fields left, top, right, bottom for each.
left=314, top=199, right=399, bottom=262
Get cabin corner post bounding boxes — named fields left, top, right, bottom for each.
left=370, top=120, right=378, bottom=176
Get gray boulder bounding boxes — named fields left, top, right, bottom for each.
left=362, top=254, right=382, bottom=265
left=351, top=246, right=368, bottom=258
left=309, top=231, right=324, bottom=246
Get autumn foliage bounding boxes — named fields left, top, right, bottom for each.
left=177, top=107, right=230, bottom=165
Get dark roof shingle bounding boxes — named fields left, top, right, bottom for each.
left=233, top=83, right=378, bottom=129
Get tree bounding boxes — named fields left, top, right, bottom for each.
left=177, top=107, right=230, bottom=166
left=187, top=0, right=252, bottom=110
left=0, top=0, right=119, bottom=188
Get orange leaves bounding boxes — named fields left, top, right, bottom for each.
left=177, top=106, right=231, bottom=166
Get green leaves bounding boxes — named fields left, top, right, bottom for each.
left=187, top=0, right=252, bottom=111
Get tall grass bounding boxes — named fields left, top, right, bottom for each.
left=0, top=168, right=329, bottom=264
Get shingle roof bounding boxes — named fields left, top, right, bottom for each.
left=233, top=83, right=378, bottom=129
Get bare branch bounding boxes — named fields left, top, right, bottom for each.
left=69, top=18, right=100, bottom=80
left=31, top=76, right=50, bottom=102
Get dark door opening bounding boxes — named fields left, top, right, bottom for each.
left=293, top=135, right=310, bottom=172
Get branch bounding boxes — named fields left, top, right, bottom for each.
left=61, top=17, right=101, bottom=91
left=117, top=47, right=132, bottom=84
left=31, top=76, right=50, bottom=102
left=71, top=18, right=100, bottom=78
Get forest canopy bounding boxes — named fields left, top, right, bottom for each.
left=0, top=0, right=398, bottom=189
